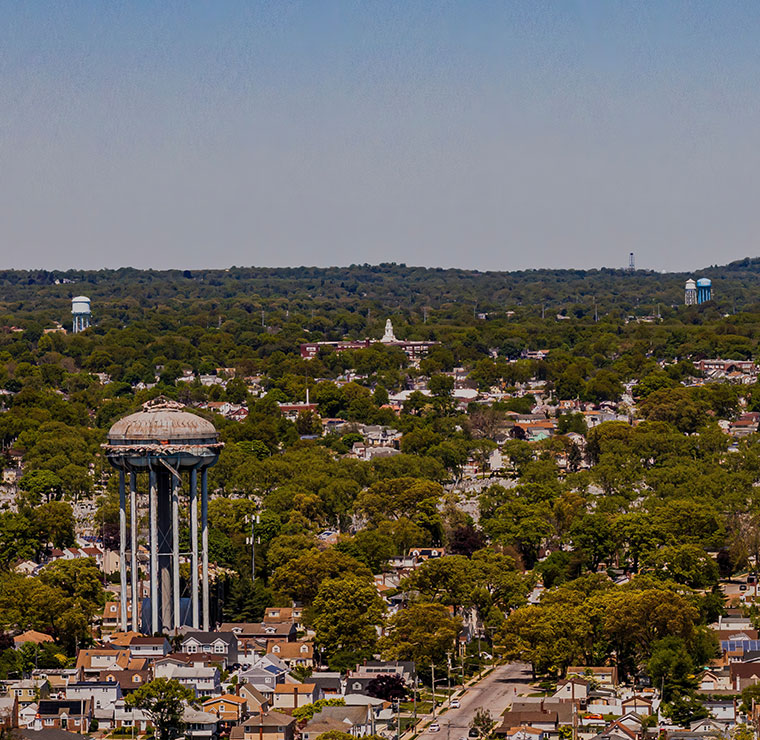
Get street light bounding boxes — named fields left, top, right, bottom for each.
left=244, top=513, right=260, bottom=582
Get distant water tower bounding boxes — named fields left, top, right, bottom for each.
left=696, top=278, right=712, bottom=304
left=71, top=296, right=91, bottom=333
left=684, top=279, right=697, bottom=306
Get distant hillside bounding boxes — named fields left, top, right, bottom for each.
left=0, top=260, right=759, bottom=327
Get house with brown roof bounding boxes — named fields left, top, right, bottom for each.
left=13, top=631, right=54, bottom=649
left=203, top=694, right=248, bottom=723
left=101, top=601, right=134, bottom=635
left=266, top=640, right=314, bottom=668
left=230, top=710, right=296, bottom=740
left=75, top=648, right=145, bottom=679
left=239, top=684, right=271, bottom=713
left=98, top=669, right=151, bottom=694
left=264, top=607, right=304, bottom=629
left=301, top=705, right=375, bottom=740
left=272, top=683, right=320, bottom=711
left=730, top=661, right=760, bottom=691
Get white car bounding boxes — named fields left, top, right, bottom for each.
left=429, top=724, right=441, bottom=733
left=450, top=699, right=460, bottom=709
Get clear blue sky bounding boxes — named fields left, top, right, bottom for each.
left=2, top=1, right=759, bottom=271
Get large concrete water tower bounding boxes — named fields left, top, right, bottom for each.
left=71, top=296, right=91, bottom=333
left=104, top=397, right=222, bottom=634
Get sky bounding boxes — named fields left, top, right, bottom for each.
left=2, top=1, right=760, bottom=272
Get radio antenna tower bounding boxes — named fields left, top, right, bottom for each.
left=628, top=252, right=635, bottom=272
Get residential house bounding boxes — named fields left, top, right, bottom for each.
left=75, top=648, right=134, bottom=679
left=698, top=670, right=733, bottom=693
left=183, top=707, right=220, bottom=740
left=348, top=660, right=415, bottom=684
left=566, top=667, right=618, bottom=690
left=101, top=601, right=134, bottom=635
left=266, top=640, right=314, bottom=668
left=0, top=696, right=17, bottom=731
left=181, top=631, right=239, bottom=666
left=202, top=694, right=248, bottom=724
left=13, top=631, right=54, bottom=649
left=730, top=662, right=760, bottom=691
left=98, top=669, right=150, bottom=694
left=93, top=698, right=151, bottom=733
left=238, top=665, right=284, bottom=697
left=238, top=684, right=271, bottom=713
left=153, top=663, right=222, bottom=697
left=220, top=622, right=297, bottom=642
left=310, top=672, right=344, bottom=698
left=230, top=710, right=297, bottom=740
left=264, top=607, right=304, bottom=630
left=237, top=636, right=265, bottom=664
left=34, top=699, right=92, bottom=733
left=10, top=680, right=49, bottom=708
left=128, top=636, right=170, bottom=659
left=30, top=670, right=75, bottom=695
left=494, top=711, right=559, bottom=739
left=65, top=681, right=121, bottom=709
left=553, top=677, right=588, bottom=702
left=301, top=705, right=375, bottom=740
left=272, top=683, right=320, bottom=711
left=18, top=703, right=40, bottom=730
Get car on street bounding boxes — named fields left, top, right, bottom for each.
left=430, top=724, right=441, bottom=733
left=469, top=730, right=479, bottom=738
left=450, top=699, right=460, bottom=709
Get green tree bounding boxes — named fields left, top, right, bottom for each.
left=125, top=678, right=196, bottom=740
left=312, top=575, right=385, bottom=671
left=271, top=549, right=372, bottom=604
left=380, top=602, right=461, bottom=666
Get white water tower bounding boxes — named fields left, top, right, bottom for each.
left=71, top=296, right=91, bottom=333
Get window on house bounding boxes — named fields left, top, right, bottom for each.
left=186, top=643, right=197, bottom=653
left=214, top=643, right=225, bottom=654
left=45, top=719, right=54, bottom=726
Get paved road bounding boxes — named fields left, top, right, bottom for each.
left=416, top=662, right=533, bottom=740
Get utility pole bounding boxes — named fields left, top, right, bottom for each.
left=431, top=662, right=436, bottom=717
left=413, top=673, right=417, bottom=730
left=446, top=652, right=452, bottom=707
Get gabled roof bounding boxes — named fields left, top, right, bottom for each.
left=203, top=694, right=247, bottom=706
left=274, top=683, right=316, bottom=694
left=241, top=710, right=297, bottom=728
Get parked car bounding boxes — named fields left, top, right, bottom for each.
left=430, top=724, right=441, bottom=733
left=469, top=730, right=479, bottom=738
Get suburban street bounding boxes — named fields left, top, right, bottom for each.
left=414, top=662, right=533, bottom=740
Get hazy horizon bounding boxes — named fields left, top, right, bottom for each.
left=3, top=2, right=760, bottom=273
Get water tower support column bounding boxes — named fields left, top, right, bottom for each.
left=130, top=471, right=139, bottom=633
left=119, top=470, right=128, bottom=631
left=149, top=468, right=159, bottom=634
left=202, top=467, right=209, bottom=630
left=172, top=472, right=181, bottom=630
left=190, top=468, right=199, bottom=628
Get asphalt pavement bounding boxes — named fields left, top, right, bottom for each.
left=415, top=662, right=533, bottom=740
